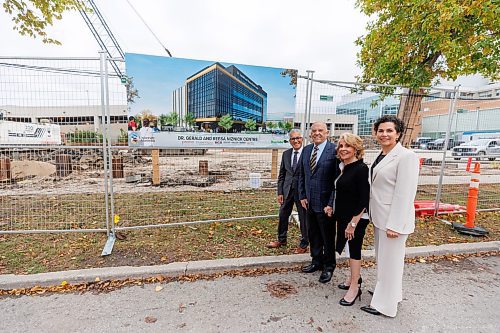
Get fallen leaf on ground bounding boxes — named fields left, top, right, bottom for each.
left=145, top=316, right=157, bottom=323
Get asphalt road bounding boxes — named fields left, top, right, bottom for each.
left=1, top=255, right=499, bottom=333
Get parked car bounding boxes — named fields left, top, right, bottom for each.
left=427, top=138, right=463, bottom=150
left=452, top=139, right=500, bottom=161
left=410, top=137, right=433, bottom=149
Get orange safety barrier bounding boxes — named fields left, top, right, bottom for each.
left=451, top=162, right=488, bottom=236
left=465, top=157, right=472, bottom=172
left=464, top=163, right=480, bottom=228
left=414, top=200, right=464, bottom=217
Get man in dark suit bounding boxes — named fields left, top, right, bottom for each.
left=266, top=129, right=308, bottom=254
left=299, top=122, right=339, bottom=283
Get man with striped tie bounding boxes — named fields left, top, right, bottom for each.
left=298, top=122, right=340, bottom=283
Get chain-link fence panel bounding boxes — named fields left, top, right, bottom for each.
left=0, top=56, right=125, bottom=234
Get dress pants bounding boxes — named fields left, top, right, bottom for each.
left=307, top=209, right=336, bottom=270
left=278, top=190, right=308, bottom=247
left=371, top=226, right=408, bottom=317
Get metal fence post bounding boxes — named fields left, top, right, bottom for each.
left=302, top=71, right=311, bottom=141
left=306, top=70, right=314, bottom=141
left=99, top=51, right=116, bottom=255
left=434, top=85, right=460, bottom=216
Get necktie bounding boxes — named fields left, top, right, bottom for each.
left=292, top=151, right=298, bottom=170
left=310, top=146, right=318, bottom=173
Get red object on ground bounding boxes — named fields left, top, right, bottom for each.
left=414, top=200, right=465, bottom=217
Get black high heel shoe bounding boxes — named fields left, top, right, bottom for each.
left=339, top=288, right=362, bottom=306
left=337, top=277, right=362, bottom=290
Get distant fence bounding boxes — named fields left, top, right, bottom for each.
left=1, top=56, right=499, bottom=243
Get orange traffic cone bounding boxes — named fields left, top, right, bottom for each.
left=452, top=162, right=488, bottom=236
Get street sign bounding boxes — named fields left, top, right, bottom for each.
left=320, top=95, right=333, bottom=101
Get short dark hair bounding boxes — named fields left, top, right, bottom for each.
left=373, top=115, right=405, bottom=136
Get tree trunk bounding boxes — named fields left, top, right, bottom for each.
left=397, top=88, right=424, bottom=147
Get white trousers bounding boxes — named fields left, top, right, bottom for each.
left=370, top=227, right=408, bottom=317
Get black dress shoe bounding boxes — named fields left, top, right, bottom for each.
left=318, top=270, right=333, bottom=283
left=337, top=277, right=362, bottom=290
left=360, top=305, right=381, bottom=315
left=301, top=263, right=323, bottom=273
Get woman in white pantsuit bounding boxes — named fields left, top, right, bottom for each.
left=360, top=115, right=419, bottom=317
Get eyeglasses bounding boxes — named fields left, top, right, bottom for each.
left=290, top=137, right=302, bottom=141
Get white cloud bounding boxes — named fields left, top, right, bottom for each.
left=0, top=0, right=368, bottom=81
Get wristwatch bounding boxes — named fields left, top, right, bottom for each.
left=350, top=222, right=357, bottom=228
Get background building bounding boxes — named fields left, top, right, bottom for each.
left=336, top=92, right=399, bottom=136
left=420, top=76, right=500, bottom=140
left=0, top=105, right=128, bottom=141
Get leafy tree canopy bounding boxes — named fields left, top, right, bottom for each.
left=355, top=0, right=499, bottom=90
left=218, top=114, right=234, bottom=132
left=184, top=113, right=196, bottom=127
left=3, top=0, right=82, bottom=44
left=244, top=119, right=257, bottom=131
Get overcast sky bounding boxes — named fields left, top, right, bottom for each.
left=0, top=0, right=369, bottom=81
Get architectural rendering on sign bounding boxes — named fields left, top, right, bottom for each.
left=184, top=63, right=267, bottom=130
left=125, top=53, right=296, bottom=136
left=123, top=53, right=296, bottom=148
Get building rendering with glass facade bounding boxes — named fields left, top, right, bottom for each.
left=185, top=63, right=267, bottom=130
left=336, top=93, right=400, bottom=136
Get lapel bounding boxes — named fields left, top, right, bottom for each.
left=284, top=148, right=292, bottom=172
left=371, top=142, right=403, bottom=182
left=305, top=144, right=314, bottom=174
left=315, top=141, right=331, bottom=172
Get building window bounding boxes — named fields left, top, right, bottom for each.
left=478, top=91, right=492, bottom=98
left=424, top=92, right=441, bottom=101
left=334, top=123, right=353, bottom=131
left=4, top=117, right=32, bottom=122
left=460, top=92, right=474, bottom=99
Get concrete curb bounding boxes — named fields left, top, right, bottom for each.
left=1, top=241, right=498, bottom=290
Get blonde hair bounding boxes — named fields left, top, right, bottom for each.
left=337, top=133, right=365, bottom=159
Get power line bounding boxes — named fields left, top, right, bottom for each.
left=125, top=0, right=173, bottom=57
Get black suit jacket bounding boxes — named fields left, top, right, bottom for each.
left=298, top=141, right=340, bottom=213
left=277, top=148, right=302, bottom=199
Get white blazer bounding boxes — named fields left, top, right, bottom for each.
left=369, top=143, right=419, bottom=235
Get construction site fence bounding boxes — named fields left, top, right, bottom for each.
left=0, top=56, right=499, bottom=238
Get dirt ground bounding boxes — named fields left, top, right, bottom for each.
left=1, top=149, right=499, bottom=197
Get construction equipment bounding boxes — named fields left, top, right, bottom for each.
left=76, top=0, right=125, bottom=78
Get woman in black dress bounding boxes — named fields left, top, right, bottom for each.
left=333, top=133, right=370, bottom=306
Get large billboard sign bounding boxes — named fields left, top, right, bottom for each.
left=125, top=53, right=297, bottom=148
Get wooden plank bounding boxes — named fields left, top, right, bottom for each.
left=271, top=149, right=278, bottom=180
left=152, top=149, right=160, bottom=185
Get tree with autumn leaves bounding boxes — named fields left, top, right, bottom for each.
left=355, top=0, right=499, bottom=144
left=3, top=0, right=82, bottom=44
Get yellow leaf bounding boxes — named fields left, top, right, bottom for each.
left=61, top=280, right=68, bottom=286
left=95, top=277, right=101, bottom=282
left=155, top=285, right=163, bottom=292
left=418, top=258, right=426, bottom=263
left=114, top=215, right=120, bottom=225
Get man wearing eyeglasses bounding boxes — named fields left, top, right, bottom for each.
left=266, top=129, right=309, bottom=254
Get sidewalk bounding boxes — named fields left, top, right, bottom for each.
left=1, top=241, right=498, bottom=290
